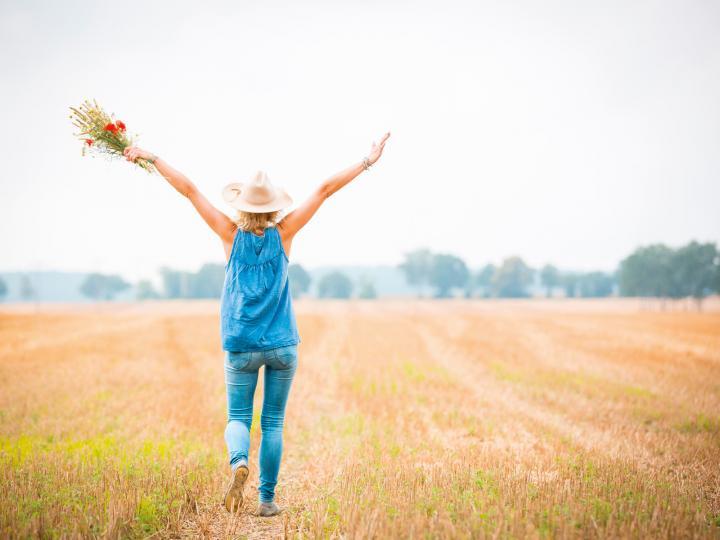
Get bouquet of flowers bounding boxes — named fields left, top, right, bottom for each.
left=69, top=99, right=155, bottom=173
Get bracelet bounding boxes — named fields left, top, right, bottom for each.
left=146, top=153, right=158, bottom=164
left=361, top=157, right=372, bottom=171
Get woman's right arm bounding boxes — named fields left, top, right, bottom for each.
left=123, top=146, right=236, bottom=245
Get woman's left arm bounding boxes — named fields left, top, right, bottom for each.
left=278, top=132, right=391, bottom=242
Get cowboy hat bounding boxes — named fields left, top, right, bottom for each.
left=222, top=171, right=293, bottom=213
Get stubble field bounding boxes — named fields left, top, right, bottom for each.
left=1, top=299, right=719, bottom=539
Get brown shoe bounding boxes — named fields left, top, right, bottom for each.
left=257, top=501, right=282, bottom=517
left=223, top=464, right=249, bottom=513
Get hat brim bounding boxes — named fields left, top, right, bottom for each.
left=222, top=183, right=293, bottom=213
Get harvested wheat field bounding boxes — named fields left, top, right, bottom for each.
left=1, top=299, right=719, bottom=539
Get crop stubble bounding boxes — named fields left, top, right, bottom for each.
left=0, top=299, right=718, bottom=538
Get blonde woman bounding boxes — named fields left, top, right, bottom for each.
left=123, top=132, right=390, bottom=516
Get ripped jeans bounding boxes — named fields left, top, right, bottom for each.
left=223, top=344, right=298, bottom=503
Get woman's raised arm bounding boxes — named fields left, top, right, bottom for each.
left=278, top=132, right=390, bottom=242
left=123, top=146, right=236, bottom=244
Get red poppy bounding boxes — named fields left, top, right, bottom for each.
left=104, top=123, right=118, bottom=133
left=116, top=120, right=126, bottom=131
left=84, top=138, right=94, bottom=146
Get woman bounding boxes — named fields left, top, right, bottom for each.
left=123, top=132, right=390, bottom=517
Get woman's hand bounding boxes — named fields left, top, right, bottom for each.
left=367, top=132, right=391, bottom=165
left=123, top=146, right=154, bottom=163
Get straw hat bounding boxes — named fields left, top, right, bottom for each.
left=222, top=171, right=293, bottom=213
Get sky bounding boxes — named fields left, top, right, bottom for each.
left=1, top=0, right=718, bottom=282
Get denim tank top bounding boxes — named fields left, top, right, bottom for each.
left=220, top=226, right=300, bottom=352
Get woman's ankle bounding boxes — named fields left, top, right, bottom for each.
left=231, top=458, right=248, bottom=472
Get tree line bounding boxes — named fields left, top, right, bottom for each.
left=397, top=240, right=720, bottom=305
left=397, top=249, right=616, bottom=299
left=0, top=275, right=37, bottom=302
left=49, top=264, right=376, bottom=301
left=286, top=266, right=377, bottom=299
left=618, top=242, right=719, bottom=307
left=1, top=241, right=716, bottom=305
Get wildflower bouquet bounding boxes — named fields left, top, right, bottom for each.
left=69, top=100, right=155, bottom=173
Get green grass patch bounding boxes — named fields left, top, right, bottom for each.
left=133, top=489, right=179, bottom=536
left=489, top=361, right=525, bottom=383
left=487, top=362, right=658, bottom=410
left=0, top=433, right=219, bottom=538
left=677, top=413, right=720, bottom=436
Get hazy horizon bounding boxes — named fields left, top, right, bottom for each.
left=2, top=0, right=719, bottom=282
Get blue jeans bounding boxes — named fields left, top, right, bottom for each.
left=223, top=344, right=298, bottom=503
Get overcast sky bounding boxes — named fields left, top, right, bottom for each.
left=1, top=0, right=718, bottom=281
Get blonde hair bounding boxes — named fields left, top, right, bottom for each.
left=233, top=210, right=282, bottom=233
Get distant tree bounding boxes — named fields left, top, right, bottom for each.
left=474, top=264, right=496, bottom=298
left=190, top=263, right=225, bottom=298
left=136, top=280, right=160, bottom=300
left=577, top=272, right=614, bottom=298
left=158, top=264, right=223, bottom=299
left=0, top=277, right=7, bottom=301
left=398, top=249, right=433, bottom=297
left=619, top=244, right=676, bottom=297
left=79, top=274, right=104, bottom=300
left=160, top=267, right=186, bottom=298
left=618, top=241, right=719, bottom=309
left=492, top=257, right=533, bottom=298
left=429, top=254, right=469, bottom=298
left=288, top=264, right=312, bottom=299
left=670, top=241, right=718, bottom=308
left=561, top=273, right=579, bottom=298
left=20, top=275, right=36, bottom=302
left=79, top=273, right=130, bottom=301
left=357, top=277, right=378, bottom=299
left=160, top=267, right=197, bottom=298
left=540, top=264, right=560, bottom=298
left=317, top=271, right=353, bottom=299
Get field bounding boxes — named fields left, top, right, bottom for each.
left=1, top=299, right=719, bottom=539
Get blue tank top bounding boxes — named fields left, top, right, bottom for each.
left=220, top=226, right=301, bottom=352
